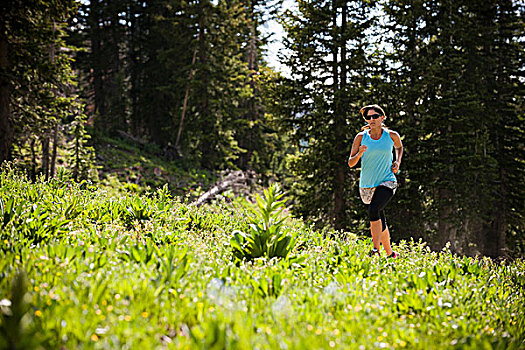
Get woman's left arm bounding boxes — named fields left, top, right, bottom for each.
left=390, top=131, right=403, bottom=173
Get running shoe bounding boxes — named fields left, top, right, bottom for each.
left=368, top=248, right=380, bottom=257
left=387, top=251, right=400, bottom=259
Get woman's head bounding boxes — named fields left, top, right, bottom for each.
left=360, top=104, right=387, bottom=130
left=360, top=104, right=386, bottom=120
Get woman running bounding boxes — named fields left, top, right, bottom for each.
left=347, top=104, right=403, bottom=258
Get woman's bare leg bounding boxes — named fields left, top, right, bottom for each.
left=380, top=226, right=393, bottom=256
left=368, top=187, right=395, bottom=255
left=370, top=220, right=382, bottom=251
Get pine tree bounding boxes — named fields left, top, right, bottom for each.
left=233, top=0, right=282, bottom=172
left=0, top=13, right=13, bottom=163
left=381, top=0, right=524, bottom=256
left=280, top=0, right=376, bottom=229
left=0, top=0, right=94, bottom=178
left=482, top=0, right=525, bottom=256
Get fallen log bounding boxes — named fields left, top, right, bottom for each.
left=194, top=170, right=256, bottom=206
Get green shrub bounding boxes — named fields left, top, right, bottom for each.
left=230, top=184, right=296, bottom=261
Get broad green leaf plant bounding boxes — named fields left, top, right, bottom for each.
left=230, top=184, right=296, bottom=261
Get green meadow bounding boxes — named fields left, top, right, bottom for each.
left=1, top=169, right=524, bottom=349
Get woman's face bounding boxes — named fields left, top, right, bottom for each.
left=364, top=109, right=384, bottom=127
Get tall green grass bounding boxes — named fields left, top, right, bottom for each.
left=0, top=169, right=524, bottom=349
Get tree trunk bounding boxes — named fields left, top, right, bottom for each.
left=50, top=124, right=58, bottom=178
left=0, top=19, right=13, bottom=164
left=242, top=0, right=259, bottom=169
left=48, top=22, right=58, bottom=179
left=333, top=166, right=347, bottom=229
left=128, top=0, right=137, bottom=135
left=109, top=5, right=123, bottom=128
left=89, top=0, right=105, bottom=117
left=482, top=165, right=508, bottom=257
left=332, top=1, right=347, bottom=229
left=30, top=138, right=37, bottom=181
left=197, top=0, right=211, bottom=166
left=340, top=3, right=347, bottom=88
left=41, top=135, right=50, bottom=179
left=73, top=129, right=80, bottom=180
left=436, top=188, right=460, bottom=252
left=175, top=44, right=198, bottom=151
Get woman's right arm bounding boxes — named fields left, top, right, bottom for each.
left=348, top=133, right=367, bottom=168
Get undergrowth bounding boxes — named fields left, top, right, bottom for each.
left=0, top=169, right=524, bottom=349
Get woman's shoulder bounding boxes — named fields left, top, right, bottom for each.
left=384, top=128, right=401, bottom=142
left=384, top=128, right=399, bottom=136
left=355, top=131, right=367, bottom=141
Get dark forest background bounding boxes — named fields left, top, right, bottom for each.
left=0, top=0, right=523, bottom=257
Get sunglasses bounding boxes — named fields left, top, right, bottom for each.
left=365, top=113, right=383, bottom=120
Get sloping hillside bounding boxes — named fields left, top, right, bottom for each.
left=0, top=170, right=524, bottom=349
left=94, top=134, right=215, bottom=196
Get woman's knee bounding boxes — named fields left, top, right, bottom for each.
left=368, top=203, right=381, bottom=221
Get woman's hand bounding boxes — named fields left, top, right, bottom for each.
left=392, top=160, right=400, bottom=173
left=359, top=145, right=367, bottom=155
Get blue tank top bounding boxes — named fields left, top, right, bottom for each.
left=359, top=128, right=396, bottom=188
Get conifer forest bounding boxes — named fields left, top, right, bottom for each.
left=0, top=1, right=524, bottom=348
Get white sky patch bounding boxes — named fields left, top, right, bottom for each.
left=260, top=0, right=296, bottom=76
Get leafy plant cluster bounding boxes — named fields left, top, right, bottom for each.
left=231, top=184, right=296, bottom=261
left=0, top=169, right=524, bottom=349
